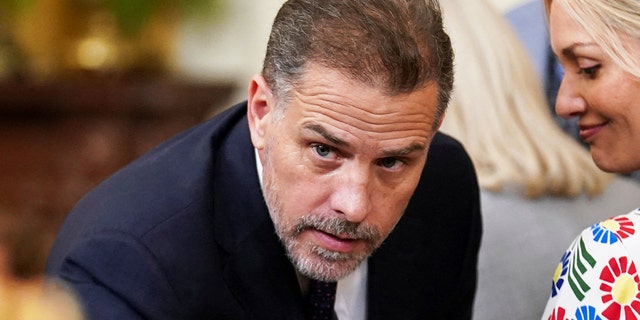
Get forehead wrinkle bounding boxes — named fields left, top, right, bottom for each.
left=296, top=88, right=429, bottom=118
left=316, top=107, right=434, bottom=137
left=291, top=73, right=437, bottom=139
left=294, top=93, right=435, bottom=134
left=304, top=110, right=432, bottom=143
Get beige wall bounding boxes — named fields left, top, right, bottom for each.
left=172, top=0, right=284, bottom=102
left=488, top=0, right=531, bottom=12
left=172, top=0, right=533, bottom=101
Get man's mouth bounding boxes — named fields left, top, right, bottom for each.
left=310, top=228, right=359, bottom=253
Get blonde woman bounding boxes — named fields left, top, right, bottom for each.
left=439, top=0, right=640, bottom=318
left=542, top=0, right=640, bottom=318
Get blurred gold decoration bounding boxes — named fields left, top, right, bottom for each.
left=2, top=0, right=223, bottom=80
left=67, top=8, right=124, bottom=73
left=0, top=21, right=23, bottom=79
left=0, top=0, right=33, bottom=79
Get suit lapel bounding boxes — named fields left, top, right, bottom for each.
left=223, top=220, right=307, bottom=320
left=367, top=214, right=427, bottom=320
left=212, top=111, right=307, bottom=319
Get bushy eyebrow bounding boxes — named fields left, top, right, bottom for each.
left=303, top=123, right=349, bottom=146
left=302, top=123, right=426, bottom=157
left=381, top=143, right=426, bottom=157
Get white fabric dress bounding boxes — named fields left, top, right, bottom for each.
left=542, top=208, right=640, bottom=320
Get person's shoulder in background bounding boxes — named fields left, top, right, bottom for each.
left=0, top=208, right=84, bottom=320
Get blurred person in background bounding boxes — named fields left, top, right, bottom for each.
left=0, top=207, right=83, bottom=320
left=439, top=0, right=640, bottom=318
left=505, top=0, right=567, bottom=133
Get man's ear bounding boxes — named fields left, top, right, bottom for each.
left=247, top=74, right=273, bottom=150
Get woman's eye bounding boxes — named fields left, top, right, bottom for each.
left=313, top=144, right=333, bottom=158
left=578, top=65, right=600, bottom=78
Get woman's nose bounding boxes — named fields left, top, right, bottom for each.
left=555, top=75, right=587, bottom=119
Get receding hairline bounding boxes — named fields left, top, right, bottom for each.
left=262, top=0, right=454, bottom=119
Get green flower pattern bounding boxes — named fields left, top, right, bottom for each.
left=542, top=209, right=640, bottom=320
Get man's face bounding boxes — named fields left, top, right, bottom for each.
left=248, top=64, right=441, bottom=281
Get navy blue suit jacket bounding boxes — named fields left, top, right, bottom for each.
left=46, top=102, right=481, bottom=319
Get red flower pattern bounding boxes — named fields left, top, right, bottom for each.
left=600, top=257, right=640, bottom=319
left=548, top=307, right=568, bottom=320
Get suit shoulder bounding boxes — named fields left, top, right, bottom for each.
left=48, top=103, right=249, bottom=262
left=429, top=132, right=474, bottom=167
left=431, top=131, right=464, bottom=148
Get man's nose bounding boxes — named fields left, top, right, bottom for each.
left=555, top=75, right=587, bottom=119
left=329, top=168, right=371, bottom=223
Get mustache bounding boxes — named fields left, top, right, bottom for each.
left=293, top=215, right=380, bottom=241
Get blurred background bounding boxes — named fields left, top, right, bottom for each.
left=0, top=0, right=527, bottom=278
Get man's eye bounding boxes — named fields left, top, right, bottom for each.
left=378, top=157, right=399, bottom=169
left=313, top=144, right=333, bottom=158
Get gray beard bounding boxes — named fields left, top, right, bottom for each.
left=261, top=154, right=383, bottom=281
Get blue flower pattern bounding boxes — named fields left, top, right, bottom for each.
left=591, top=223, right=619, bottom=244
left=552, top=250, right=571, bottom=297
left=574, top=305, right=602, bottom=320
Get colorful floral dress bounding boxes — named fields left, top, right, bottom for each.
left=542, top=208, right=640, bottom=320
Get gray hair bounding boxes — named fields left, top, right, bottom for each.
left=262, top=0, right=454, bottom=121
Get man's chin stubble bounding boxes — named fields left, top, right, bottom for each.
left=286, top=241, right=368, bottom=282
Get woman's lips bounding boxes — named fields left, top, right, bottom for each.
left=310, top=229, right=358, bottom=253
left=579, top=123, right=605, bottom=142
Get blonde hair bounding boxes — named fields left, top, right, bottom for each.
left=439, top=0, right=611, bottom=198
left=544, top=0, right=640, bottom=79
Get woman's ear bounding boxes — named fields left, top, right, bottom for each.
left=247, top=74, right=273, bottom=150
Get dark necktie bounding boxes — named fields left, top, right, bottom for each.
left=307, top=280, right=337, bottom=320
